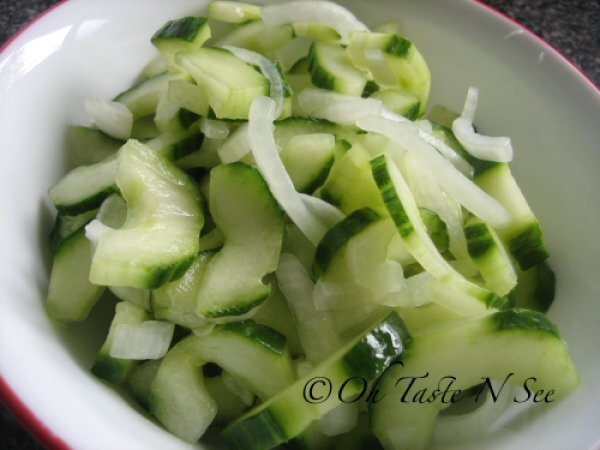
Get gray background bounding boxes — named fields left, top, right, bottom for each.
left=0, top=0, right=598, bottom=448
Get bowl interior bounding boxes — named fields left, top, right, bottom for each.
left=0, top=1, right=598, bottom=449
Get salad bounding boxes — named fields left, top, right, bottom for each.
left=44, top=1, right=578, bottom=449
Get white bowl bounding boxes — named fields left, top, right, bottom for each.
left=0, top=1, right=598, bottom=449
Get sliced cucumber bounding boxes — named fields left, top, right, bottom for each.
left=48, top=209, right=97, bottom=252
left=114, top=73, right=169, bottom=119
left=293, top=22, right=340, bottom=42
left=151, top=17, right=211, bottom=65
left=347, top=31, right=430, bottom=113
left=370, top=89, right=420, bottom=120
left=154, top=83, right=200, bottom=135
left=46, top=229, right=105, bottom=322
left=320, top=145, right=386, bottom=215
left=176, top=47, right=269, bottom=119
left=221, top=312, right=411, bottom=450
left=149, top=340, right=217, bottom=443
left=128, top=359, right=162, bottom=408
left=207, top=1, right=262, bottom=24
left=48, top=157, right=117, bottom=215
left=152, top=251, right=215, bottom=330
left=465, top=215, right=517, bottom=296
left=308, top=41, right=367, bottom=97
left=215, top=20, right=294, bottom=58
left=90, top=140, right=203, bottom=289
left=65, top=125, right=122, bottom=169
left=475, top=163, right=549, bottom=270
left=514, top=261, right=555, bottom=313
left=167, top=77, right=210, bottom=117
left=370, top=309, right=579, bottom=450
left=280, top=133, right=335, bottom=193
left=196, top=162, right=284, bottom=319
left=91, top=301, right=149, bottom=384
left=205, top=374, right=251, bottom=425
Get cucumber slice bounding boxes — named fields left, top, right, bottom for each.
left=146, top=128, right=204, bottom=162
left=65, top=125, right=122, bottom=169
left=369, top=89, right=420, bottom=120
left=152, top=251, right=215, bottom=330
left=149, top=340, right=217, bottom=443
left=320, top=145, right=386, bottom=216
left=196, top=162, right=284, bottom=319
left=90, top=140, right=204, bottom=289
left=46, top=229, right=105, bottom=322
left=128, top=359, right=162, bottom=408
left=293, top=22, right=340, bottom=42
left=154, top=83, right=200, bottom=135
left=48, top=209, right=97, bottom=252
left=370, top=154, right=505, bottom=314
left=220, top=312, right=411, bottom=450
left=475, top=163, right=549, bottom=270
left=514, top=261, right=555, bottom=313
left=114, top=73, right=169, bottom=119
left=151, top=17, right=211, bottom=65
left=347, top=31, right=430, bottom=113
left=131, top=115, right=161, bottom=140
left=280, top=133, right=335, bottom=193
left=465, top=215, right=517, bottom=296
left=274, top=116, right=338, bottom=150
left=176, top=47, right=269, bottom=120
left=308, top=41, right=367, bottom=97
left=370, top=309, right=579, bottom=450
left=215, top=20, right=294, bottom=58
left=205, top=374, right=251, bottom=425
left=91, top=301, right=149, bottom=384
left=48, top=157, right=117, bottom=215
left=207, top=1, right=262, bottom=24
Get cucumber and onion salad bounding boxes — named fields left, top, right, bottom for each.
left=45, top=1, right=578, bottom=449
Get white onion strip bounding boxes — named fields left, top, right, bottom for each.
left=261, top=1, right=368, bottom=44
left=356, top=115, right=511, bottom=228
left=452, top=87, right=513, bottom=162
left=222, top=45, right=285, bottom=118
left=248, top=96, right=327, bottom=245
left=110, top=321, right=174, bottom=360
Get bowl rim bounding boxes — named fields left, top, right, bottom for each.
left=0, top=0, right=597, bottom=448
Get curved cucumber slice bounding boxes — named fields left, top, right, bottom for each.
left=196, top=162, right=284, bottom=319
left=150, top=320, right=295, bottom=442
left=114, top=73, right=169, bottom=120
left=465, top=215, right=517, bottom=296
left=46, top=229, right=105, bottom=322
left=176, top=47, right=269, bottom=120
left=308, top=41, right=367, bottom=97
left=151, top=16, right=211, bottom=66
left=370, top=309, right=579, bottom=450
left=207, top=1, right=262, bottom=23
left=221, top=312, right=411, bottom=450
left=90, top=140, right=204, bottom=289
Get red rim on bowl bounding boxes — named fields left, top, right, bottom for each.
left=0, top=1, right=596, bottom=448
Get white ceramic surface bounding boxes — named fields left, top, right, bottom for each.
left=0, top=1, right=598, bottom=449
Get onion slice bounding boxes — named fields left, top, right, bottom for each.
left=248, top=96, right=327, bottom=245
left=109, top=321, right=174, bottom=360
left=261, top=1, right=368, bottom=44
left=452, top=87, right=513, bottom=162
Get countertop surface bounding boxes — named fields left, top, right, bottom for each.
left=1, top=0, right=598, bottom=449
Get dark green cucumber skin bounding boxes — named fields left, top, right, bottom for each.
left=307, top=43, right=335, bottom=91
left=143, top=254, right=197, bottom=290
left=151, top=17, right=208, bottom=43
left=492, top=308, right=559, bottom=337
left=49, top=209, right=97, bottom=252
left=384, top=35, right=412, bottom=58
left=313, top=207, right=381, bottom=277
left=515, top=262, right=555, bottom=313
left=420, top=208, right=449, bottom=253
left=55, top=186, right=117, bottom=216
left=464, top=221, right=494, bottom=258
left=507, top=222, right=549, bottom=271
left=221, top=312, right=412, bottom=450
left=171, top=132, right=204, bottom=160
left=220, top=320, right=288, bottom=356
left=300, top=155, right=335, bottom=195
left=362, top=80, right=380, bottom=98
left=370, top=154, right=413, bottom=238
left=202, top=296, right=268, bottom=319
left=91, top=353, right=133, bottom=385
